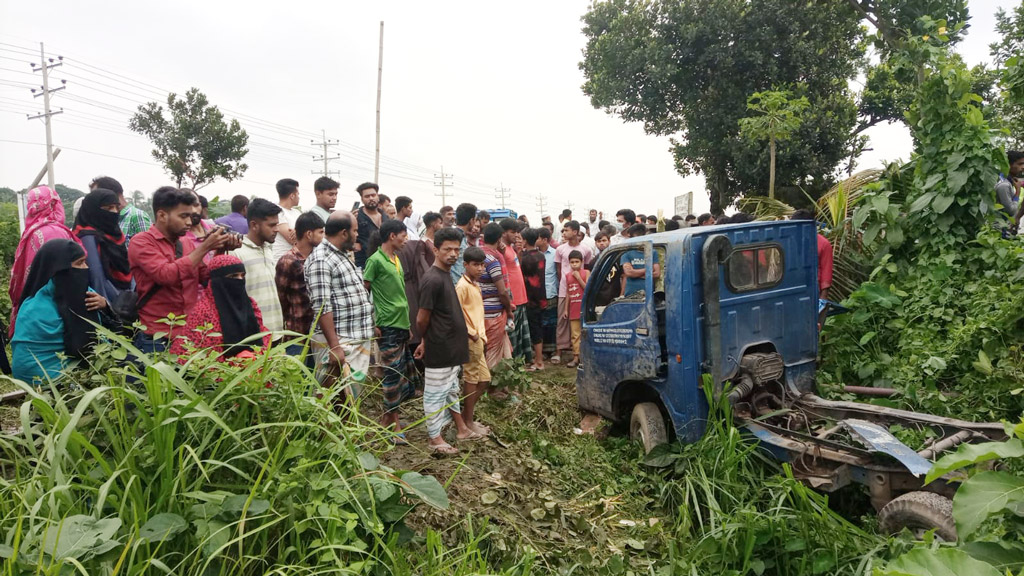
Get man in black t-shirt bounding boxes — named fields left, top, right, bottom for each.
left=520, top=228, right=548, bottom=371
left=415, top=227, right=473, bottom=456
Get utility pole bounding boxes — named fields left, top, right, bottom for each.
left=495, top=182, right=511, bottom=209
left=434, top=165, right=453, bottom=206
left=29, top=43, right=64, bottom=188
left=374, top=21, right=384, bottom=183
left=566, top=201, right=575, bottom=215
left=536, top=192, right=547, bottom=216
left=310, top=129, right=340, bottom=178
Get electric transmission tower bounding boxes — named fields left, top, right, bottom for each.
left=310, top=129, right=341, bottom=178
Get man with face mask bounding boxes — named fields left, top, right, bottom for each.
left=129, top=186, right=239, bottom=353
left=232, top=198, right=285, bottom=335
left=305, top=211, right=376, bottom=400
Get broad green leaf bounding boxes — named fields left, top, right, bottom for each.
left=400, top=471, right=449, bottom=510
left=909, top=192, right=936, bottom=213
left=642, top=444, right=677, bottom=468
left=139, top=513, right=187, bottom=543
left=925, top=439, right=1024, bottom=483
left=357, top=452, right=379, bottom=471
left=953, top=470, right=1024, bottom=539
left=220, top=495, right=271, bottom=518
left=859, top=331, right=876, bottom=346
left=972, top=350, right=993, bottom=375
left=872, top=195, right=889, bottom=214
left=852, top=206, right=869, bottom=229
left=881, top=547, right=1000, bottom=576
left=921, top=173, right=943, bottom=191
left=863, top=221, right=882, bottom=246
left=367, top=476, right=397, bottom=502
left=946, top=170, right=969, bottom=192
left=961, top=541, right=1024, bottom=572
left=42, top=515, right=121, bottom=561
left=931, top=193, right=955, bottom=214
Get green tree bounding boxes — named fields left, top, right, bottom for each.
left=738, top=90, right=809, bottom=199
left=990, top=3, right=1024, bottom=148
left=129, top=88, right=249, bottom=190
left=580, top=0, right=866, bottom=212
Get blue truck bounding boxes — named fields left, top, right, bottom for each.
left=576, top=220, right=1004, bottom=539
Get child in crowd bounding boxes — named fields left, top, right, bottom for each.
left=594, top=231, right=610, bottom=257
left=456, top=246, right=491, bottom=437
left=561, top=250, right=589, bottom=368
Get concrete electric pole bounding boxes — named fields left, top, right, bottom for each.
left=536, top=192, right=547, bottom=216
left=374, top=21, right=384, bottom=183
left=29, top=43, right=64, bottom=188
left=495, top=183, right=511, bottom=209
left=434, top=165, right=453, bottom=206
left=311, top=130, right=340, bottom=178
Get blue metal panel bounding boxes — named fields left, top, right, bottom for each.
left=576, top=221, right=819, bottom=442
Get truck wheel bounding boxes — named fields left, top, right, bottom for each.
left=877, top=491, right=957, bottom=541
left=630, top=402, right=668, bottom=453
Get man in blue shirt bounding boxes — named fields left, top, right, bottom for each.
left=619, top=224, right=659, bottom=296
left=214, top=195, right=250, bottom=234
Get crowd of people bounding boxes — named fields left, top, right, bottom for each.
left=5, top=173, right=841, bottom=455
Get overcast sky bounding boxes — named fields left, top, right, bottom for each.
left=0, top=0, right=1016, bottom=223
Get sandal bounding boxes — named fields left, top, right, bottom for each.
left=390, top=432, right=409, bottom=446
left=457, top=429, right=485, bottom=441
left=549, top=355, right=561, bottom=365
left=565, top=359, right=579, bottom=368
left=429, top=442, right=459, bottom=456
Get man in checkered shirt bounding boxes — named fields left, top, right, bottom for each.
left=304, top=211, right=376, bottom=400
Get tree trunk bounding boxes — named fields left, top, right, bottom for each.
left=769, top=136, right=776, bottom=200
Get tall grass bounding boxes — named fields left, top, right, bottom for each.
left=644, top=383, right=889, bottom=575
left=0, top=328, right=518, bottom=575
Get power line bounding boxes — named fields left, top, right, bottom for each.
left=536, top=192, right=547, bottom=216
left=28, top=43, right=64, bottom=188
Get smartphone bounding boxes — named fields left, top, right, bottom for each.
left=352, top=201, right=361, bottom=212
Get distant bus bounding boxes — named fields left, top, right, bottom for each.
left=485, top=208, right=518, bottom=221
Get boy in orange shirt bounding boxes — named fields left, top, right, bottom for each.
left=455, top=246, right=491, bottom=436
left=561, top=250, right=590, bottom=368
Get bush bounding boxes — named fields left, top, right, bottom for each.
left=0, top=330, right=449, bottom=574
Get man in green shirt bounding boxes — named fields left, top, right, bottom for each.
left=363, top=218, right=419, bottom=438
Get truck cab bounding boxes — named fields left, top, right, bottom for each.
left=577, top=221, right=818, bottom=443
left=576, top=221, right=1005, bottom=538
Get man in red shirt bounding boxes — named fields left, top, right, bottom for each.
left=499, top=218, right=533, bottom=366
left=789, top=210, right=833, bottom=300
left=129, top=186, right=238, bottom=352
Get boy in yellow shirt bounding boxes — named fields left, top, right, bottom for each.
left=456, top=246, right=491, bottom=436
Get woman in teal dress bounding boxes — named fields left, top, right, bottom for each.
left=11, top=239, right=109, bottom=384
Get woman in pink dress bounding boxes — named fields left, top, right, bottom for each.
left=8, top=186, right=83, bottom=337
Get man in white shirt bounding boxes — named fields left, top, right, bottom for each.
left=272, top=178, right=304, bottom=263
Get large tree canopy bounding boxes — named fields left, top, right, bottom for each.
left=580, top=0, right=971, bottom=212
left=580, top=0, right=866, bottom=212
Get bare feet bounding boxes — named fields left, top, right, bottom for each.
left=470, top=421, right=491, bottom=436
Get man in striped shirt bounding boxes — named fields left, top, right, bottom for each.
left=232, top=198, right=284, bottom=336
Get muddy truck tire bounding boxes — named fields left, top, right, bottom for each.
left=630, top=402, right=668, bottom=453
left=877, top=491, right=957, bottom=541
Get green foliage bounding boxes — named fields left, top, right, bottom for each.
left=0, top=203, right=19, bottom=268
left=0, top=329, right=452, bottom=574
left=739, top=90, right=810, bottom=199
left=491, top=357, right=531, bottom=393
left=820, top=29, right=1024, bottom=421
left=579, top=0, right=866, bottom=212
left=880, top=421, right=1024, bottom=574
left=129, top=87, right=249, bottom=190
left=990, top=3, right=1024, bottom=148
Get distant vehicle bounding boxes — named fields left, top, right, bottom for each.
left=485, top=209, right=518, bottom=221
left=576, top=220, right=1004, bottom=540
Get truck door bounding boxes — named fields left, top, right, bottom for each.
left=577, top=242, right=662, bottom=413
